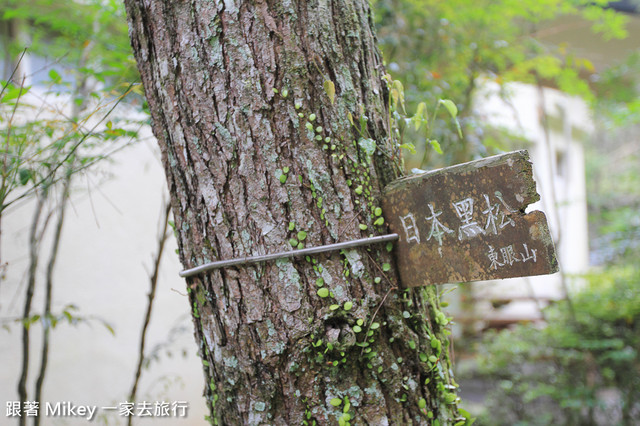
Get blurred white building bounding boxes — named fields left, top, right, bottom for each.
left=450, top=81, right=592, bottom=330
left=447, top=6, right=640, bottom=330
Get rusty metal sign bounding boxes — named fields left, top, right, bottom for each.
left=382, top=150, right=558, bottom=287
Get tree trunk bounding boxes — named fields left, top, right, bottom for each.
left=124, top=1, right=461, bottom=424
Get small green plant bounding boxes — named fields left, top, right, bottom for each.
left=381, top=74, right=461, bottom=165
left=473, top=266, right=640, bottom=425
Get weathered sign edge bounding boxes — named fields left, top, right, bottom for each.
left=383, top=150, right=539, bottom=206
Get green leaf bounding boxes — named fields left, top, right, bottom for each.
left=374, top=207, right=382, bottom=216
left=297, top=231, right=307, bottom=241
left=1, top=85, right=25, bottom=102
left=317, top=288, right=329, bottom=298
left=444, top=392, right=457, bottom=404
left=418, top=398, right=427, bottom=409
left=439, top=99, right=458, bottom=118
left=459, top=408, right=473, bottom=420
left=358, top=224, right=368, bottom=231
left=382, top=263, right=391, bottom=271
left=288, top=221, right=295, bottom=231
left=359, top=110, right=368, bottom=134
left=358, top=138, right=376, bottom=156
left=392, top=79, right=405, bottom=108
left=18, top=169, right=31, bottom=185
left=324, top=80, right=336, bottom=104
left=102, top=321, right=115, bottom=336
left=63, top=310, right=73, bottom=322
left=330, top=398, right=342, bottom=407
left=48, top=68, right=62, bottom=83
left=454, top=118, right=463, bottom=138
left=343, top=301, right=353, bottom=311
left=279, top=174, right=287, bottom=184
left=413, top=101, right=427, bottom=131
left=429, top=139, right=443, bottom=155
left=399, top=142, right=417, bottom=154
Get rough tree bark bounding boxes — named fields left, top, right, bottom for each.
left=125, top=1, right=462, bottom=424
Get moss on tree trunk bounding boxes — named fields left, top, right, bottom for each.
left=125, top=0, right=462, bottom=424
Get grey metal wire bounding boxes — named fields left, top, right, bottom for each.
left=179, top=233, right=399, bottom=278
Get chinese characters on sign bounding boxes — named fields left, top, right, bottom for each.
left=382, top=150, right=558, bottom=287
left=487, top=243, right=537, bottom=270
left=399, top=191, right=518, bottom=254
left=5, top=400, right=189, bottom=421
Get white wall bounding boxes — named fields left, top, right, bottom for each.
left=1, top=105, right=208, bottom=424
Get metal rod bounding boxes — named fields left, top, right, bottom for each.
left=179, top=233, right=399, bottom=278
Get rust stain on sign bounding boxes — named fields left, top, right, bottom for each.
left=382, top=150, right=558, bottom=287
